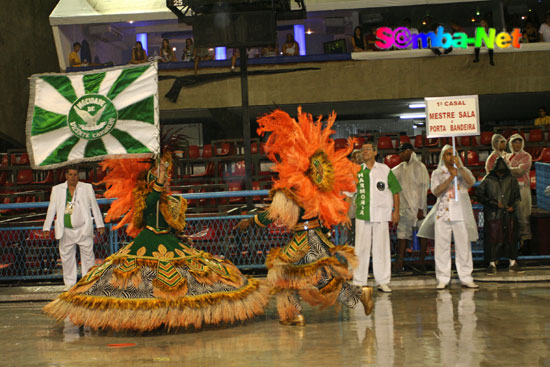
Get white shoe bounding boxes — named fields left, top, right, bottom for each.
left=377, top=284, right=392, bottom=293
left=436, top=282, right=448, bottom=290
left=461, top=281, right=479, bottom=289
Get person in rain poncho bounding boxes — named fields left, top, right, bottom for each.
left=391, top=142, right=430, bottom=273
left=506, top=133, right=533, bottom=252
left=418, top=145, right=479, bottom=289
left=485, top=133, right=507, bottom=174
left=476, top=157, right=523, bottom=274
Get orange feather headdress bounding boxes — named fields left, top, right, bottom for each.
left=99, top=158, right=151, bottom=238
left=257, top=107, right=360, bottom=227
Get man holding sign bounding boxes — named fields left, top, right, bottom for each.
left=420, top=95, right=480, bottom=289
left=418, top=146, right=478, bottom=289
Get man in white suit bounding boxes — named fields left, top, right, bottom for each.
left=43, top=167, right=105, bottom=288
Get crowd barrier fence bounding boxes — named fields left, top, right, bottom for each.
left=0, top=190, right=547, bottom=282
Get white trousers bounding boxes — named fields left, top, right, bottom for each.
left=354, top=220, right=391, bottom=286
left=434, top=219, right=473, bottom=284
left=59, top=228, right=95, bottom=287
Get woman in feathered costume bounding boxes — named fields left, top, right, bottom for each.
left=44, top=149, right=269, bottom=331
left=237, top=108, right=374, bottom=326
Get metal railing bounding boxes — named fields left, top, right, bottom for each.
left=0, top=189, right=547, bottom=282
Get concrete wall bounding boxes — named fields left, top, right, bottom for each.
left=158, top=50, right=550, bottom=111
left=0, top=0, right=59, bottom=147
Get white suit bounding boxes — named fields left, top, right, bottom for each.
left=354, top=162, right=400, bottom=286
left=418, top=146, right=477, bottom=285
left=43, top=181, right=104, bottom=286
left=392, top=153, right=429, bottom=240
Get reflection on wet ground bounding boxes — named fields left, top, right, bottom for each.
left=1, top=284, right=549, bottom=366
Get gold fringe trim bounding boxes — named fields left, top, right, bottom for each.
left=330, top=245, right=359, bottom=269
left=43, top=278, right=270, bottom=331
left=153, top=278, right=189, bottom=296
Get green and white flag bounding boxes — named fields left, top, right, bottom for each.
left=26, top=63, right=159, bottom=169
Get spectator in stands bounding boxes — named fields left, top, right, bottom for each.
left=534, top=106, right=550, bottom=125
left=476, top=157, right=522, bottom=274
left=539, top=13, right=550, bottom=42
left=507, top=134, right=533, bottom=254
left=352, top=141, right=401, bottom=293
left=261, top=43, right=278, bottom=57
left=194, top=47, right=213, bottom=75
left=418, top=146, right=478, bottom=289
left=485, top=133, right=507, bottom=174
left=42, top=167, right=105, bottom=290
left=351, top=26, right=368, bottom=52
left=523, top=22, right=540, bottom=43
left=130, top=41, right=148, bottom=64
left=69, top=42, right=83, bottom=67
left=366, top=26, right=380, bottom=51
left=391, top=142, right=430, bottom=274
left=159, top=38, right=176, bottom=63
left=282, top=33, right=300, bottom=56
left=182, top=38, right=194, bottom=62
left=473, top=19, right=495, bottom=65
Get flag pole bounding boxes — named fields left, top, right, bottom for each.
left=452, top=136, right=459, bottom=201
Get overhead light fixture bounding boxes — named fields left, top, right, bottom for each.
left=306, top=28, right=313, bottom=35
left=408, top=103, right=426, bottom=109
left=128, top=20, right=134, bottom=24
left=400, top=113, right=426, bottom=119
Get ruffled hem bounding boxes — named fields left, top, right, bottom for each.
left=265, top=244, right=357, bottom=320
left=43, top=278, right=269, bottom=332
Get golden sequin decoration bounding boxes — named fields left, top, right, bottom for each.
left=306, top=150, right=335, bottom=192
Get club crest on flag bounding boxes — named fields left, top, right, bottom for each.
left=26, top=63, right=159, bottom=169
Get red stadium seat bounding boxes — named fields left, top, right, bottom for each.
left=353, top=137, right=365, bottom=149
left=480, top=132, right=493, bottom=145
left=459, top=136, right=478, bottom=146
left=534, top=147, right=550, bottom=163
left=0, top=155, right=8, bottom=166
left=250, top=142, right=259, bottom=154
left=11, top=153, right=29, bottom=165
left=233, top=160, right=246, bottom=176
left=528, top=129, right=543, bottom=143
left=414, top=135, right=424, bottom=148
left=216, top=142, right=234, bottom=156
left=529, top=170, right=536, bottom=190
left=460, top=150, right=482, bottom=166
left=201, top=144, right=213, bottom=158
left=399, top=135, right=411, bottom=145
left=187, top=145, right=200, bottom=159
left=377, top=136, right=393, bottom=150
left=334, top=138, right=349, bottom=151
left=384, top=154, right=402, bottom=169
left=16, top=170, right=33, bottom=185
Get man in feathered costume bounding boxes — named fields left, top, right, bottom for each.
left=44, top=150, right=270, bottom=332
left=237, top=108, right=373, bottom=326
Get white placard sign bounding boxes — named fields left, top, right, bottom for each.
left=425, top=95, right=480, bottom=138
